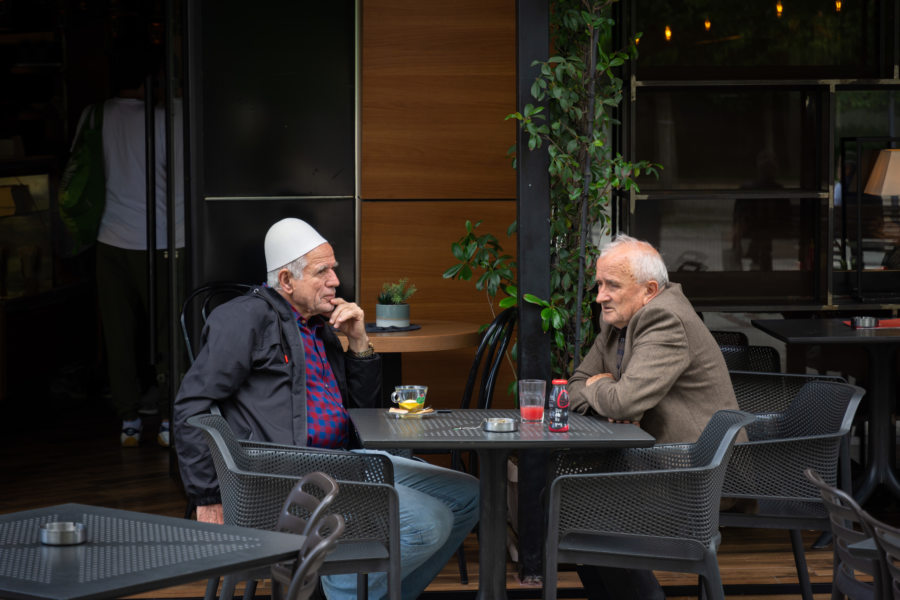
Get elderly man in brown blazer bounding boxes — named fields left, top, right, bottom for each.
left=567, top=234, right=740, bottom=600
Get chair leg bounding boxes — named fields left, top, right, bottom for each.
left=788, top=529, right=815, bottom=600
left=357, top=573, right=368, bottom=600
left=219, top=575, right=237, bottom=600
left=701, top=552, right=725, bottom=600
left=457, top=544, right=469, bottom=584
left=203, top=578, right=220, bottom=600
left=242, top=579, right=258, bottom=600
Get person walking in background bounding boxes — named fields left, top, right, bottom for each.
left=81, top=47, right=184, bottom=447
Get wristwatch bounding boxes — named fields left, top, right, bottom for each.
left=350, top=341, right=375, bottom=358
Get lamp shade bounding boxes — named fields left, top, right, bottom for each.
left=864, top=149, right=900, bottom=197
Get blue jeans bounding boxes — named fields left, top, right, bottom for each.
left=321, top=451, right=480, bottom=600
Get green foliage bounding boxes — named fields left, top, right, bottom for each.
left=377, top=278, right=417, bottom=305
left=449, top=0, right=660, bottom=377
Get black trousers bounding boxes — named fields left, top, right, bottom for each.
left=575, top=565, right=666, bottom=600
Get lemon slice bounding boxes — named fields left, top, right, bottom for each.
left=399, top=400, right=425, bottom=411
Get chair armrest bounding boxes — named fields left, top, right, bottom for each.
left=238, top=441, right=394, bottom=485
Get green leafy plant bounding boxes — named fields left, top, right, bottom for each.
left=446, top=0, right=659, bottom=377
left=377, top=278, right=417, bottom=305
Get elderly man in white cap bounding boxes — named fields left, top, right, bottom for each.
left=174, top=218, right=478, bottom=600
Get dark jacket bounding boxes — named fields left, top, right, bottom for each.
left=174, top=286, right=382, bottom=505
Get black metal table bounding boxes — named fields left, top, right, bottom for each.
left=0, top=503, right=305, bottom=600
left=347, top=408, right=655, bottom=599
left=752, top=318, right=900, bottom=505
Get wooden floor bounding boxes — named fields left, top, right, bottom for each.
left=2, top=393, right=896, bottom=599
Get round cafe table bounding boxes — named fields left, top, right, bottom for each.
left=338, top=319, right=482, bottom=405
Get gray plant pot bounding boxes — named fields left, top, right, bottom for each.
left=375, top=303, right=410, bottom=328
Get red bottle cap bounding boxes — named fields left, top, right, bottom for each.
left=551, top=379, right=568, bottom=385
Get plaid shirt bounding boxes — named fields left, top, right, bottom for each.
left=293, top=309, right=349, bottom=449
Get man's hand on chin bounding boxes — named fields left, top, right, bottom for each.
left=328, top=298, right=369, bottom=352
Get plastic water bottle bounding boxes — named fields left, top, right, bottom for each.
left=548, top=379, right=569, bottom=432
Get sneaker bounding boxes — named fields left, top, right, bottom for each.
left=121, top=424, right=142, bottom=447
left=157, top=420, right=170, bottom=448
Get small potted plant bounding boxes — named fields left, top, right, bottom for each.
left=376, top=278, right=417, bottom=328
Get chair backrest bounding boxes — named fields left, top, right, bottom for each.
left=460, top=307, right=517, bottom=410
left=275, top=471, right=340, bottom=537
left=805, top=468, right=883, bottom=596
left=709, top=329, right=749, bottom=347
left=275, top=512, right=346, bottom=600
left=180, top=282, right=252, bottom=363
left=720, top=344, right=781, bottom=372
left=868, top=513, right=900, bottom=600
left=723, top=380, right=863, bottom=501
left=729, top=370, right=847, bottom=414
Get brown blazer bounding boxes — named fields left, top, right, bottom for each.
left=568, top=283, right=739, bottom=444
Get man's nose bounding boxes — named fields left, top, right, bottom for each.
left=596, top=287, right=608, bottom=302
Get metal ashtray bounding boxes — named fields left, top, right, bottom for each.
left=40, top=522, right=86, bottom=546
left=852, top=316, right=879, bottom=329
left=483, top=417, right=518, bottom=432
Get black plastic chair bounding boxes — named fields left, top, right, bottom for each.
left=180, top=282, right=252, bottom=364
left=270, top=476, right=345, bottom=600
left=544, top=410, right=755, bottom=600
left=806, top=468, right=887, bottom=600
left=719, top=344, right=781, bottom=372
left=720, top=375, right=864, bottom=600
left=452, top=306, right=517, bottom=472
left=866, top=510, right=900, bottom=600
left=272, top=512, right=345, bottom=600
left=709, top=330, right=749, bottom=347
left=188, top=413, right=401, bottom=600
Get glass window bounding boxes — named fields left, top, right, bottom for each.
left=635, top=89, right=823, bottom=191
left=632, top=0, right=879, bottom=79
left=632, top=196, right=821, bottom=304
left=833, top=90, right=900, bottom=300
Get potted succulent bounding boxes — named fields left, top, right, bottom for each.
left=375, top=278, right=417, bottom=328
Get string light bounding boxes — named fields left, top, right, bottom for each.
left=704, top=18, right=711, bottom=31
left=835, top=0, right=842, bottom=11
left=776, top=1, right=783, bottom=17
left=665, top=25, right=672, bottom=41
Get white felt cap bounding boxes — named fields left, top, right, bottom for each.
left=264, top=218, right=327, bottom=272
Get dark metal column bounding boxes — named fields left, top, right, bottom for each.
left=515, top=0, right=551, bottom=583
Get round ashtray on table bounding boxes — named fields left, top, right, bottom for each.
left=851, top=316, right=879, bottom=329
left=40, top=521, right=86, bottom=545
left=483, top=417, right=518, bottom=432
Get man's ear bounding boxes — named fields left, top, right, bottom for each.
left=642, top=280, right=660, bottom=305
left=278, top=269, right=293, bottom=291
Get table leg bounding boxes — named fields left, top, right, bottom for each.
left=853, top=345, right=900, bottom=505
left=476, top=448, right=511, bottom=600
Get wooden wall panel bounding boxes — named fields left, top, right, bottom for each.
left=360, top=200, right=518, bottom=409
left=360, top=0, right=517, bottom=199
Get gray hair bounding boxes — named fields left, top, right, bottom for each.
left=267, top=255, right=308, bottom=290
left=601, top=234, right=669, bottom=287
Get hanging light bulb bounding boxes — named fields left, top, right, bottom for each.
left=635, top=36, right=641, bottom=45
left=704, top=18, right=711, bottom=31
left=835, top=0, right=842, bottom=11
left=665, top=25, right=672, bottom=41
left=776, top=1, right=783, bottom=17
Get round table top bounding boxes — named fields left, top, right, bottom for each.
left=338, top=319, right=482, bottom=353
